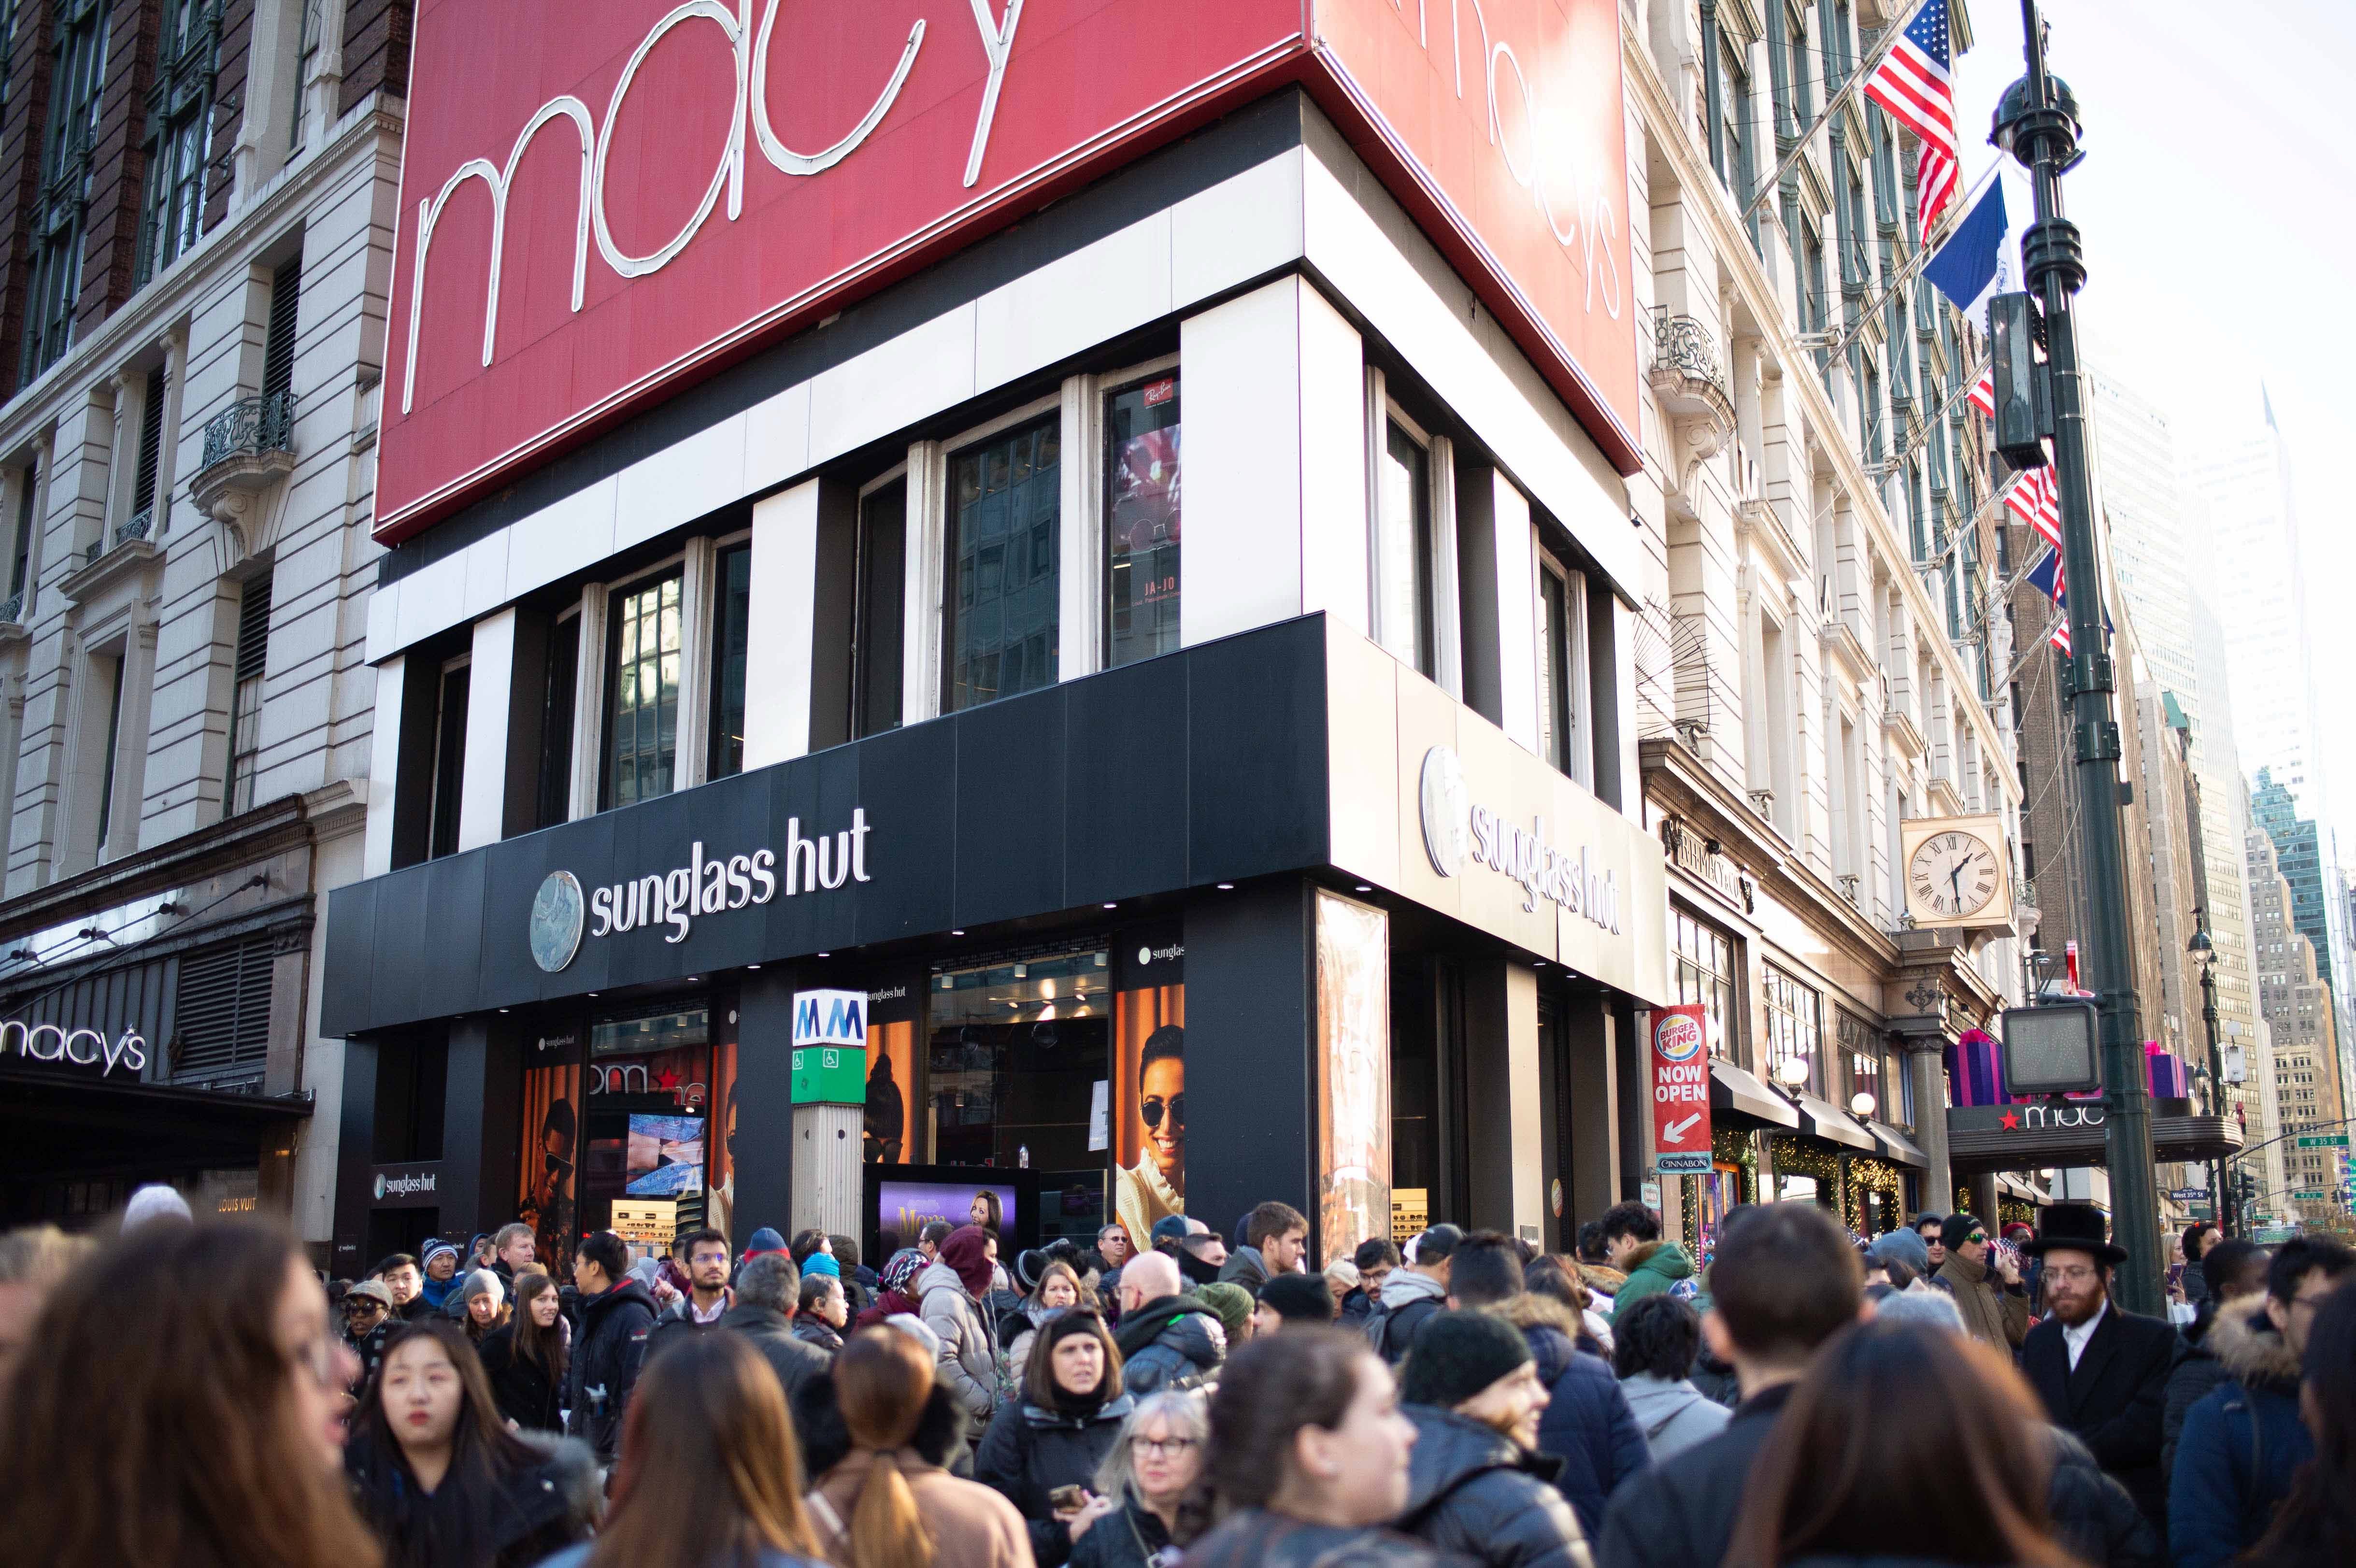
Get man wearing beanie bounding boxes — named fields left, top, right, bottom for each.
left=419, top=1239, right=463, bottom=1312
left=1396, top=1310, right=1591, bottom=1568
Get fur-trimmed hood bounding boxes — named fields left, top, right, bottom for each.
left=1488, top=1290, right=1584, bottom=1338
left=2208, top=1292, right=2300, bottom=1390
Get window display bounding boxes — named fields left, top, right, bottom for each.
left=1111, top=960, right=1185, bottom=1251
left=1316, top=890, right=1391, bottom=1263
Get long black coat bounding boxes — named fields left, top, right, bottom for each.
left=1396, top=1406, right=1588, bottom=1568
left=2019, top=1303, right=2180, bottom=1529
left=975, top=1394, right=1136, bottom=1568
left=476, top=1324, right=564, bottom=1432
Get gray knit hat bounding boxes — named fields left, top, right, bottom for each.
left=1400, top=1309, right=1533, bottom=1408
left=1869, top=1226, right=1931, bottom=1275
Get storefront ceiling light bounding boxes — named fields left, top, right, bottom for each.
left=747, top=964, right=761, bottom=970
left=1102, top=902, right=1117, bottom=909
left=1217, top=883, right=1234, bottom=890
left=1355, top=885, right=1372, bottom=893
left=953, top=929, right=966, bottom=936
left=1041, top=978, right=1057, bottom=999
left=1014, top=963, right=1028, bottom=978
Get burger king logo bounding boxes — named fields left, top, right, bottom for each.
left=1654, top=1012, right=1704, bottom=1064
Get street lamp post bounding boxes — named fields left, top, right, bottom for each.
left=1993, top=1, right=2165, bottom=1314
left=2190, top=927, right=2229, bottom=1236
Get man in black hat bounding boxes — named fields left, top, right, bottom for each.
left=2018, top=1201, right=2181, bottom=1532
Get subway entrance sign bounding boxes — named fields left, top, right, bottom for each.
left=791, top=989, right=867, bottom=1104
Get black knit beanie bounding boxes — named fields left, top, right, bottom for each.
left=1399, top=1309, right=1532, bottom=1408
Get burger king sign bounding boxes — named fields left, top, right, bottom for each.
left=1651, top=1005, right=1712, bottom=1174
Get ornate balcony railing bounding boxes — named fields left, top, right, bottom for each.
left=117, top=508, right=153, bottom=547
left=1651, top=308, right=1725, bottom=389
left=202, top=390, right=296, bottom=471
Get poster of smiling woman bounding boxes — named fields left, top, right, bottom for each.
left=1113, top=935, right=1187, bottom=1252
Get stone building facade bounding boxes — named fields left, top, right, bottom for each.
left=0, top=0, right=409, bottom=1254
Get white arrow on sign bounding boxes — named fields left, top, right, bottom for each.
left=1664, top=1112, right=1703, bottom=1144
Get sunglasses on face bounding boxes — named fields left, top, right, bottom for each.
left=345, top=1301, right=384, bottom=1318
left=1142, top=1094, right=1185, bottom=1130
left=1967, top=1233, right=1988, bottom=1246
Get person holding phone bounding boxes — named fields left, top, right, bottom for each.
left=977, top=1308, right=1135, bottom=1567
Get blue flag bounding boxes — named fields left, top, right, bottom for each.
left=1921, top=178, right=2017, bottom=326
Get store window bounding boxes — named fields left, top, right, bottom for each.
left=574, top=999, right=716, bottom=1243
left=708, top=543, right=751, bottom=780
left=946, top=416, right=1061, bottom=712
left=604, top=570, right=682, bottom=809
left=1762, top=962, right=1822, bottom=1096
left=92, top=651, right=125, bottom=857
left=1105, top=375, right=1181, bottom=669
left=1374, top=417, right=1436, bottom=677
left=1838, top=1009, right=1883, bottom=1121
left=930, top=950, right=1109, bottom=1172
left=1671, top=905, right=1738, bottom=1063
left=22, top=0, right=106, bottom=383
left=852, top=478, right=907, bottom=738
left=1537, top=557, right=1588, bottom=784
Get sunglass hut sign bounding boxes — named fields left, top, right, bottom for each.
left=527, top=810, right=873, bottom=973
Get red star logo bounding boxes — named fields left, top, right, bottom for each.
left=656, top=1066, right=681, bottom=1090
left=2000, top=1111, right=2019, bottom=1130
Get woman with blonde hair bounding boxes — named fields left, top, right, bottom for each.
left=806, top=1326, right=1031, bottom=1568
left=0, top=1220, right=385, bottom=1568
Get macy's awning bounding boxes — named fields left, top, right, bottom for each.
left=1711, top=1059, right=1800, bottom=1128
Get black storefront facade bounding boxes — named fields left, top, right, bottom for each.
left=324, top=615, right=1671, bottom=1274
left=0, top=793, right=343, bottom=1230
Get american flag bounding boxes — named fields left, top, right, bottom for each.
left=1968, top=363, right=1994, bottom=418
left=2026, top=546, right=2073, bottom=653
left=2006, top=459, right=2062, bottom=550
left=1866, top=1, right=1959, bottom=237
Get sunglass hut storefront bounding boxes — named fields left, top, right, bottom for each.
left=326, top=0, right=1668, bottom=1271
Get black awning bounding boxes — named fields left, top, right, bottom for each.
left=1710, top=1059, right=1800, bottom=1128
left=1868, top=1120, right=1929, bottom=1169
left=1789, top=1090, right=1878, bottom=1152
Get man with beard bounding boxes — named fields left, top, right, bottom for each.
left=2019, top=1202, right=2181, bottom=1533
left=1115, top=1026, right=1185, bottom=1250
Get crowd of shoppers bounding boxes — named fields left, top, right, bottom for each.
left=10, top=1182, right=2356, bottom=1568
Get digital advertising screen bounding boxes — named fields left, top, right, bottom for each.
left=625, top=1113, right=707, bottom=1197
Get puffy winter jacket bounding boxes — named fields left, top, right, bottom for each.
left=919, top=1260, right=1001, bottom=1440
left=975, top=1393, right=1136, bottom=1568
left=2047, top=1425, right=2162, bottom=1568
left=1112, top=1293, right=1226, bottom=1395
left=566, top=1278, right=656, bottom=1463
left=1217, top=1244, right=1271, bottom=1292
left=1615, top=1372, right=1730, bottom=1465
left=1186, top=1510, right=1456, bottom=1568
left=1607, top=1244, right=1694, bottom=1323
left=1396, top=1405, right=1592, bottom=1568
left=2160, top=1294, right=2244, bottom=1479
left=1931, top=1247, right=2029, bottom=1352
left=1490, top=1294, right=1648, bottom=1540
left=2168, top=1302, right=2311, bottom=1568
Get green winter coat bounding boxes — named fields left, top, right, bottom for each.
left=1611, top=1241, right=1695, bottom=1322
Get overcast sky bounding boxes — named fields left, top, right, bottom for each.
left=1951, top=0, right=2356, bottom=838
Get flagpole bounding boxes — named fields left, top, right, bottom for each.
left=1820, top=161, right=2002, bottom=364
left=1742, top=17, right=1916, bottom=220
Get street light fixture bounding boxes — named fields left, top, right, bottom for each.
left=2189, top=923, right=2231, bottom=1235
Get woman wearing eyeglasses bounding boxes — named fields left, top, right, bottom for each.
left=1069, top=1389, right=1210, bottom=1568
left=1114, top=1026, right=1185, bottom=1254
left=1, top=1221, right=385, bottom=1568
left=977, top=1308, right=1137, bottom=1567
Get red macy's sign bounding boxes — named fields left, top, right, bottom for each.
left=379, top=1, right=1635, bottom=542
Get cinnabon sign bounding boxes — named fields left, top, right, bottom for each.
left=381, top=1, right=1633, bottom=541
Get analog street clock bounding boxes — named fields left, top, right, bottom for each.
left=1900, top=814, right=2013, bottom=927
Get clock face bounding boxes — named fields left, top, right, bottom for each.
left=1910, top=831, right=2000, bottom=919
